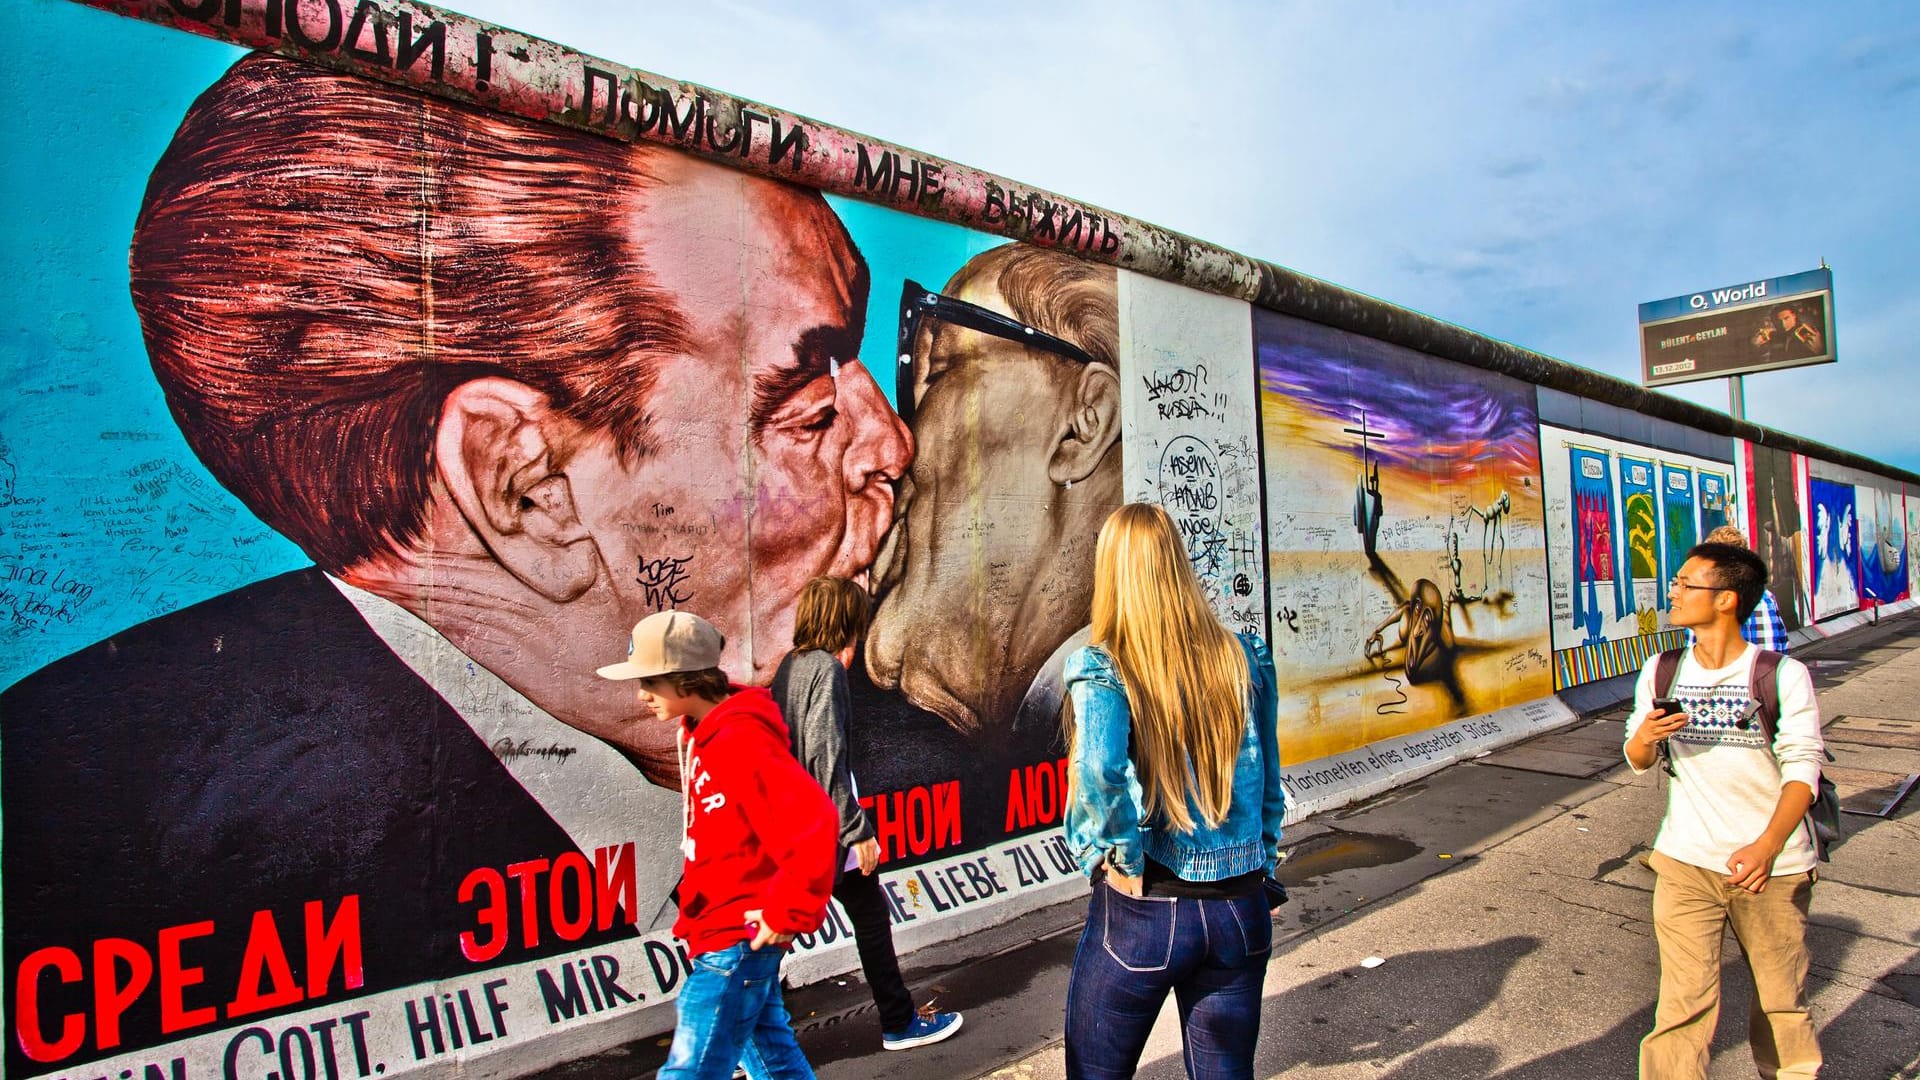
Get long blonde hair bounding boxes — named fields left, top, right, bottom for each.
left=1070, top=502, right=1250, bottom=832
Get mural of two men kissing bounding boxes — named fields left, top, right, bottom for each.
left=1, top=51, right=1112, bottom=1075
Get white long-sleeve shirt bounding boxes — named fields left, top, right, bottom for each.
left=1626, top=643, right=1824, bottom=876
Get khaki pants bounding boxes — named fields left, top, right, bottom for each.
left=1641, top=850, right=1821, bottom=1078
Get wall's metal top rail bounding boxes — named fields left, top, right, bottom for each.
left=76, top=0, right=1917, bottom=486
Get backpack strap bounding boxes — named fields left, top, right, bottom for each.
left=1749, top=649, right=1784, bottom=741
left=1653, top=648, right=1685, bottom=701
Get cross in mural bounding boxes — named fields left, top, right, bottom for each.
left=1344, top=411, right=1391, bottom=566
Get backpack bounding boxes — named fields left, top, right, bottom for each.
left=1652, top=647, right=1843, bottom=861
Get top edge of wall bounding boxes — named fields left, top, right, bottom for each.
left=70, top=0, right=1919, bottom=488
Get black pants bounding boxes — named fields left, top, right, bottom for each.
left=834, top=859, right=916, bottom=1033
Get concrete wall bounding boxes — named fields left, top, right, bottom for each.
left=4, top=2, right=1918, bottom=1079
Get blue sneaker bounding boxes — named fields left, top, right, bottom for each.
left=882, top=1008, right=963, bottom=1050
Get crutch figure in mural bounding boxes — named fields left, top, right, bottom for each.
left=1346, top=411, right=1388, bottom=566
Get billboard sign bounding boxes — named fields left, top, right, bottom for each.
left=1638, top=268, right=1835, bottom=387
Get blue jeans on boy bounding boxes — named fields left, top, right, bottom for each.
left=1065, top=882, right=1272, bottom=1080
left=658, top=943, right=815, bottom=1080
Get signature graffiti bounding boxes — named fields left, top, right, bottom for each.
left=636, top=552, right=695, bottom=610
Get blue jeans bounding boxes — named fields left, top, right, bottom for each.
left=658, top=943, right=815, bottom=1080
left=1065, top=882, right=1272, bottom=1080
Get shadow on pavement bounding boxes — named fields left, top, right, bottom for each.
left=1131, top=937, right=1542, bottom=1079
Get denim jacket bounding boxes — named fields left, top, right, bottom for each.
left=1062, top=633, right=1284, bottom=881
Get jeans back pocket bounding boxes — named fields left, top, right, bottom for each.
left=1226, top=893, right=1273, bottom=958
left=1101, top=885, right=1178, bottom=972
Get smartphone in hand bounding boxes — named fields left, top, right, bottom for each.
left=1652, top=697, right=1684, bottom=717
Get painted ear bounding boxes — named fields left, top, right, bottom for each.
left=435, top=377, right=598, bottom=602
left=1048, top=362, right=1121, bottom=486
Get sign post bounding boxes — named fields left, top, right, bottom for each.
left=1638, top=268, right=1836, bottom=395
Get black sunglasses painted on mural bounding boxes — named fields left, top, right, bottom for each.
left=895, top=278, right=1098, bottom=426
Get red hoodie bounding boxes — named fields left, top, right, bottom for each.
left=675, top=685, right=837, bottom=956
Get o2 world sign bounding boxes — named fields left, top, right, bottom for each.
left=1637, top=268, right=1835, bottom=388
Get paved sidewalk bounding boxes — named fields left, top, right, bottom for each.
left=532, top=613, right=1920, bottom=1079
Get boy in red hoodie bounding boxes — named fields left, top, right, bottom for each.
left=599, top=610, right=838, bottom=1080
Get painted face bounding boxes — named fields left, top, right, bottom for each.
left=566, top=159, right=910, bottom=682
left=866, top=275, right=1092, bottom=733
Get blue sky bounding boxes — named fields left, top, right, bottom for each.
left=446, top=1, right=1918, bottom=472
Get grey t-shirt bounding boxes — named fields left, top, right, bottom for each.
left=770, top=648, right=875, bottom=848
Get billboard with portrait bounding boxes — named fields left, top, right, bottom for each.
left=1639, top=268, right=1836, bottom=388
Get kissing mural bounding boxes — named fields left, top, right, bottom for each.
left=1255, top=308, right=1560, bottom=802
left=0, top=13, right=1127, bottom=1077
left=9, top=2, right=1920, bottom=1079
left=1539, top=427, right=1737, bottom=685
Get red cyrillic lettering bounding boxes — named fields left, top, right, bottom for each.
left=305, top=896, right=364, bottom=996
left=1004, top=767, right=1032, bottom=832
left=459, top=867, right=507, bottom=962
left=94, top=937, right=154, bottom=1050
left=227, top=911, right=302, bottom=1018
left=933, top=780, right=962, bottom=848
left=595, top=843, right=637, bottom=930
left=550, top=852, right=592, bottom=942
left=505, top=858, right=550, bottom=949
left=15, top=947, right=85, bottom=1062
left=157, top=920, right=217, bottom=1033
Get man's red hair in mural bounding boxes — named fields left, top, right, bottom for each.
left=131, top=54, right=693, bottom=574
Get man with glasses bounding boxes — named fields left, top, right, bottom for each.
left=865, top=246, right=1122, bottom=741
left=1685, top=525, right=1790, bottom=654
left=1624, top=543, right=1825, bottom=1078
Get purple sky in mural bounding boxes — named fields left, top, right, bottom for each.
left=1254, top=308, right=1540, bottom=482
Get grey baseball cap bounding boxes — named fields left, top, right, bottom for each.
left=596, top=610, right=724, bottom=680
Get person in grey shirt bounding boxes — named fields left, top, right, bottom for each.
left=770, top=576, right=963, bottom=1051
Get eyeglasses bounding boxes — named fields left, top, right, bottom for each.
left=895, top=278, right=1098, bottom=427
left=1668, top=577, right=1727, bottom=595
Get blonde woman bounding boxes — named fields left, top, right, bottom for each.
left=1062, top=503, right=1284, bottom=1080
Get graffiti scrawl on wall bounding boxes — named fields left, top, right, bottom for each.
left=1118, top=272, right=1266, bottom=640
left=1255, top=309, right=1554, bottom=767
left=1539, top=428, right=1735, bottom=686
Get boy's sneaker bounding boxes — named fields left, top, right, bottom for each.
left=882, top=1008, right=962, bottom=1050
